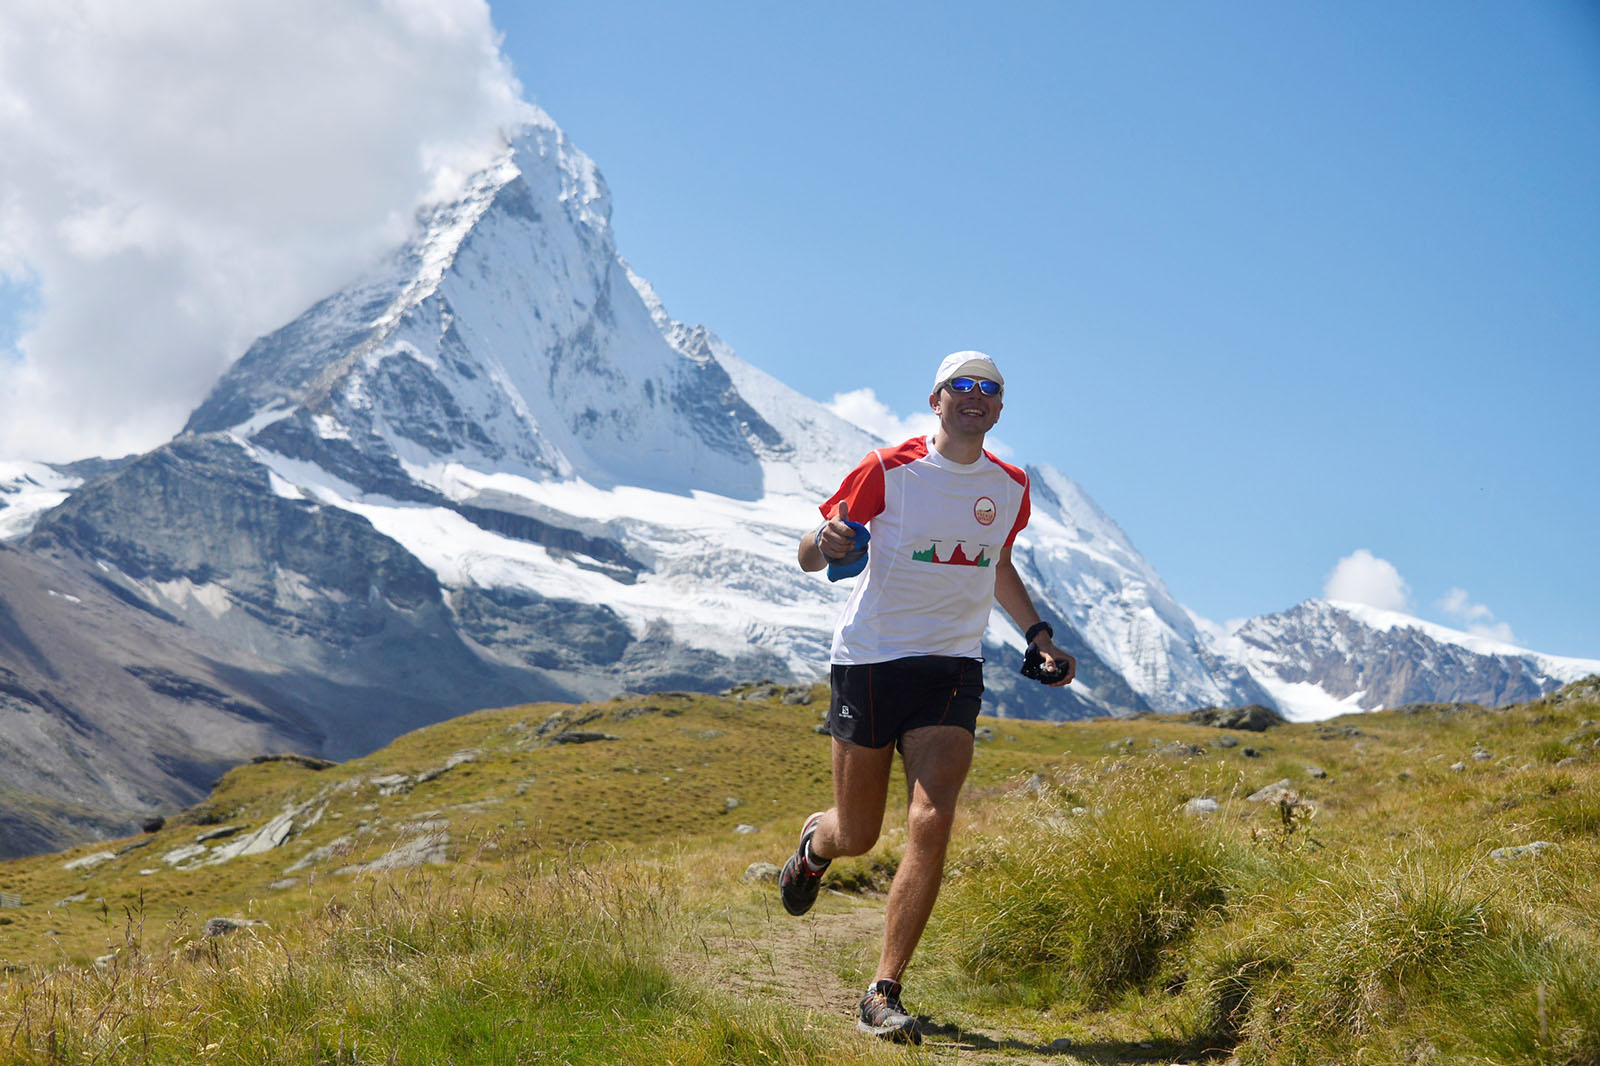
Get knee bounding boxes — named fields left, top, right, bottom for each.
left=828, top=815, right=881, bottom=857
left=905, top=798, right=956, bottom=849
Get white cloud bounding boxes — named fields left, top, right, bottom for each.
left=1467, top=621, right=1516, bottom=644
left=824, top=387, right=1013, bottom=458
left=0, top=0, right=533, bottom=461
left=1323, top=549, right=1411, bottom=611
left=1438, top=587, right=1516, bottom=645
left=826, top=388, right=939, bottom=444
left=1439, top=587, right=1492, bottom=622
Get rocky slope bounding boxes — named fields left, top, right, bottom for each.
left=1212, top=599, right=1600, bottom=718
left=1, top=105, right=1594, bottom=858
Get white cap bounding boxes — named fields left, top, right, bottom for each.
left=933, top=350, right=1004, bottom=391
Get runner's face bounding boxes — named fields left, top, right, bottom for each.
left=931, top=378, right=1003, bottom=438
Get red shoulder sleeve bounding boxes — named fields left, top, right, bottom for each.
left=989, top=454, right=1030, bottom=548
left=1004, top=480, right=1031, bottom=548
left=821, top=450, right=888, bottom=524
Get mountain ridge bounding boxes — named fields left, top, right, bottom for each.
left=0, top=105, right=1595, bottom=858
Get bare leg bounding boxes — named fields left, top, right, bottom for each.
left=809, top=737, right=894, bottom=861
left=874, top=725, right=974, bottom=983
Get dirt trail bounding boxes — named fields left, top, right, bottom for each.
left=685, top=885, right=1187, bottom=1064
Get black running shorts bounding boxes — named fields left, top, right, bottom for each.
left=826, top=655, right=985, bottom=750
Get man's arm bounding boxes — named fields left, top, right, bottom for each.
left=994, top=543, right=1076, bottom=686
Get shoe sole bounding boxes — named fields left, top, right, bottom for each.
left=857, top=1019, right=921, bottom=1045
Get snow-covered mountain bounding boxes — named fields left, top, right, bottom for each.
left=1207, top=599, right=1600, bottom=721
left=1, top=104, right=1594, bottom=855
left=0, top=461, right=83, bottom=541
left=27, top=106, right=1261, bottom=719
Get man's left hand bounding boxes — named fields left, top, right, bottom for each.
left=1032, top=637, right=1076, bottom=686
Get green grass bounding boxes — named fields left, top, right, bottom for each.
left=926, top=765, right=1251, bottom=1010
left=1, top=845, right=900, bottom=1065
left=2, top=676, right=1597, bottom=1063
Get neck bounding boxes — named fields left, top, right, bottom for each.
left=929, top=431, right=985, bottom=465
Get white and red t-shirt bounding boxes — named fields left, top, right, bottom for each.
left=820, top=436, right=1030, bottom=664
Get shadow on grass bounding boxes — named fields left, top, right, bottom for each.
left=918, top=1017, right=1231, bottom=1063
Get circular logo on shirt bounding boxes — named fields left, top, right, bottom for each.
left=974, top=496, right=997, bottom=526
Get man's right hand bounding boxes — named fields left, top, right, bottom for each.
left=818, top=501, right=858, bottom=561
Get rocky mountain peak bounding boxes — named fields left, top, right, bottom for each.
left=3, top=105, right=1595, bottom=861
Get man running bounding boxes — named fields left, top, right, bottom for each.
left=781, top=351, right=1076, bottom=1044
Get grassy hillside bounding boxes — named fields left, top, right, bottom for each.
left=1, top=677, right=1597, bottom=1064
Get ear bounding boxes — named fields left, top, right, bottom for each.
left=928, top=390, right=940, bottom=411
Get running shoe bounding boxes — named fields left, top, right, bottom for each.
left=778, top=811, right=828, bottom=916
left=858, top=979, right=920, bottom=1044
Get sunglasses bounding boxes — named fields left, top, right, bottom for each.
left=943, top=376, right=1002, bottom=398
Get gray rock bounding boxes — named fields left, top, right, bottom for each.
left=162, top=843, right=208, bottom=867
left=203, top=917, right=266, bottom=938
left=1184, top=798, right=1220, bottom=816
left=1306, top=766, right=1327, bottom=779
left=733, top=824, right=759, bottom=835
left=741, top=862, right=780, bottom=883
left=1450, top=761, right=1467, bottom=771
left=417, top=749, right=485, bottom=784
left=368, top=773, right=413, bottom=796
left=63, top=851, right=117, bottom=872
left=336, top=832, right=451, bottom=875
left=285, top=835, right=353, bottom=873
left=1246, top=779, right=1296, bottom=803
left=396, top=819, right=450, bottom=835
left=723, top=797, right=741, bottom=812
left=1155, top=741, right=1204, bottom=757
left=204, top=808, right=299, bottom=864
left=1214, top=734, right=1239, bottom=749
left=548, top=731, right=618, bottom=745
left=537, top=709, right=603, bottom=737
left=782, top=685, right=815, bottom=705
left=1189, top=704, right=1286, bottom=732
left=1491, top=841, right=1557, bottom=861
left=729, top=682, right=784, bottom=702
left=195, top=824, right=246, bottom=844
left=974, top=726, right=996, bottom=742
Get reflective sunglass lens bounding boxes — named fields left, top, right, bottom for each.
left=947, top=377, right=1001, bottom=397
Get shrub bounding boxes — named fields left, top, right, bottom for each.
left=928, top=767, right=1250, bottom=1008
left=1195, top=857, right=1600, bottom=1064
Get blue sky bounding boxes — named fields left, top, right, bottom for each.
left=495, top=2, right=1600, bottom=658
left=0, top=2, right=1595, bottom=659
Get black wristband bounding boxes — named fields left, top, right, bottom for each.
left=1025, top=621, right=1053, bottom=645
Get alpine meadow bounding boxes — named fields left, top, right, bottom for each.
left=1, top=27, right=1598, bottom=1064
left=2, top=677, right=1598, bottom=1064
